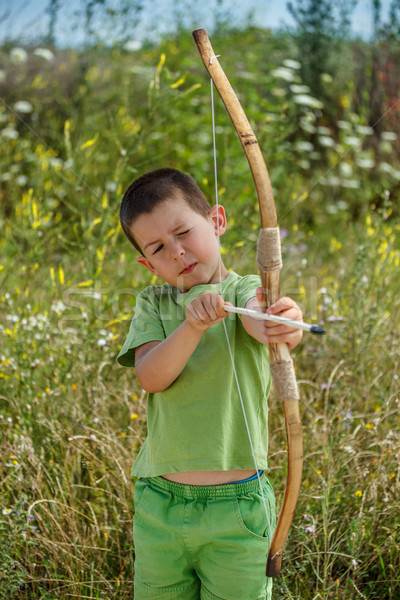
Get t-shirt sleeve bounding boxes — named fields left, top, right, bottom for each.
left=235, top=274, right=261, bottom=308
left=117, top=288, right=166, bottom=367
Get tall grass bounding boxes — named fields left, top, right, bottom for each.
left=0, top=27, right=399, bottom=599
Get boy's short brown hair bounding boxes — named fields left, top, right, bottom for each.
left=120, top=168, right=211, bottom=253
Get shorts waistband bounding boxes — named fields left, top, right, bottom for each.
left=145, top=472, right=268, bottom=499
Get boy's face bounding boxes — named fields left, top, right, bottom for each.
left=131, top=194, right=227, bottom=291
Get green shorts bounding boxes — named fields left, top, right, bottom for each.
left=133, top=473, right=276, bottom=600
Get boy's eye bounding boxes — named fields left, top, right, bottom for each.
left=153, top=244, right=163, bottom=254
left=178, top=229, right=190, bottom=236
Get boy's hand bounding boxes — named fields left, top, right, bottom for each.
left=185, top=292, right=228, bottom=332
left=243, top=290, right=303, bottom=350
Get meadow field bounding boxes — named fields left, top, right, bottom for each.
left=0, top=21, right=399, bottom=600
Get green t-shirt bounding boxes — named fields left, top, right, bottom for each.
left=117, top=271, right=271, bottom=478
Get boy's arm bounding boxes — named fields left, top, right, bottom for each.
left=242, top=290, right=303, bottom=350
left=135, top=292, right=227, bottom=393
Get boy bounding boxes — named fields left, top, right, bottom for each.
left=118, top=168, right=303, bottom=600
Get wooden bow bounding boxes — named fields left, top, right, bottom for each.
left=192, top=29, right=303, bottom=577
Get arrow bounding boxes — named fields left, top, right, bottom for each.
left=224, top=304, right=327, bottom=335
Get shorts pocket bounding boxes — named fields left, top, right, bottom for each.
left=234, top=483, right=275, bottom=542
left=133, top=479, right=150, bottom=516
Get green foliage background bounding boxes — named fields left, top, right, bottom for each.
left=0, top=7, right=399, bottom=599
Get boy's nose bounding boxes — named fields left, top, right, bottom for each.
left=170, top=243, right=185, bottom=260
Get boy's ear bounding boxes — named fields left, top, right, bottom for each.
left=136, top=255, right=158, bottom=275
left=209, top=204, right=227, bottom=236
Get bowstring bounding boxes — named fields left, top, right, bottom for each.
left=210, top=76, right=273, bottom=541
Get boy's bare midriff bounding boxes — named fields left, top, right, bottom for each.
left=162, top=469, right=257, bottom=486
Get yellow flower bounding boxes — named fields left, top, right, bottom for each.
left=355, top=490, right=362, bottom=498
left=130, top=413, right=138, bottom=420
left=366, top=423, right=374, bottom=430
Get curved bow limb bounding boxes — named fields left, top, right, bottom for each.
left=192, top=28, right=303, bottom=578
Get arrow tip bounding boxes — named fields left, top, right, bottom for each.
left=310, top=325, right=327, bottom=335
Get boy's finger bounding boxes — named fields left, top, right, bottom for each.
left=267, top=297, right=298, bottom=315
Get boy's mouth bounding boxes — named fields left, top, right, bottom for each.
left=180, top=263, right=197, bottom=275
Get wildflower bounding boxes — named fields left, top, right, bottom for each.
left=2, top=508, right=12, bottom=515
left=271, top=67, right=295, bottom=81
left=294, top=141, right=314, bottom=152
left=356, top=157, right=375, bottom=169
left=282, top=59, right=301, bottom=70
left=131, top=413, right=138, bottom=419
left=16, top=175, right=28, bottom=186
left=51, top=300, right=66, bottom=313
left=124, top=40, right=143, bottom=52
left=14, top=101, right=33, bottom=114
left=290, top=84, right=310, bottom=94
left=365, top=423, right=374, bottom=430
left=97, top=338, right=107, bottom=347
left=355, top=490, right=363, bottom=498
left=381, top=131, right=397, bottom=142
left=356, top=125, right=373, bottom=136
left=343, top=136, right=361, bottom=147
left=10, top=47, right=28, bottom=63
left=1, top=128, right=19, bottom=140
left=33, top=48, right=54, bottom=61
left=293, top=95, right=324, bottom=110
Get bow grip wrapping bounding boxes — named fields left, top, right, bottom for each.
left=192, top=28, right=303, bottom=578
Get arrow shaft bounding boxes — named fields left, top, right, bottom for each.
left=224, top=305, right=326, bottom=334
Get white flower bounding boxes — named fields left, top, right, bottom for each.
left=340, top=163, right=353, bottom=177
left=97, top=338, right=107, bottom=347
left=381, top=131, right=396, bottom=141
left=14, top=101, right=33, bottom=114
left=338, top=120, right=352, bottom=130
left=318, top=135, right=335, bottom=148
left=290, top=84, right=310, bottom=94
left=33, top=48, right=54, bottom=61
left=343, top=136, right=362, bottom=147
left=106, top=181, right=118, bottom=192
left=293, top=95, right=324, bottom=109
left=2, top=508, right=12, bottom=515
left=51, top=301, right=67, bottom=313
left=124, top=40, right=143, bottom=52
left=356, top=157, right=375, bottom=169
left=294, top=141, right=314, bottom=152
left=271, top=67, right=295, bottom=82
left=356, top=125, right=373, bottom=136
left=283, top=59, right=301, bottom=70
left=16, top=175, right=28, bottom=186
left=341, top=179, right=360, bottom=189
left=1, top=128, right=19, bottom=140
left=10, top=47, right=28, bottom=63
